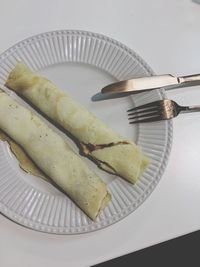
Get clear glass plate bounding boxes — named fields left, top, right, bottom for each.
left=0, top=30, right=172, bottom=234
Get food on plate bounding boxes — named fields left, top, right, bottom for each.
left=0, top=91, right=110, bottom=220
left=0, top=129, right=48, bottom=181
left=6, top=63, right=150, bottom=183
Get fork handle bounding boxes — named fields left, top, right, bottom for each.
left=181, top=105, right=200, bottom=113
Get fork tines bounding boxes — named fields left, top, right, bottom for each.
left=127, top=100, right=164, bottom=124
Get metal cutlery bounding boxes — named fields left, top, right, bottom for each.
left=101, top=74, right=200, bottom=95
left=92, top=73, right=200, bottom=102
left=127, top=99, right=200, bottom=124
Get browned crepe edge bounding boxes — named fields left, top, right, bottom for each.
left=0, top=129, right=49, bottom=182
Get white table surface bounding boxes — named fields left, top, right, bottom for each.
left=1, top=0, right=200, bottom=266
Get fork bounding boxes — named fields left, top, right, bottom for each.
left=127, top=99, right=200, bottom=124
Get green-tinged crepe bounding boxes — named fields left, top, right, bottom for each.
left=0, top=91, right=110, bottom=220
left=0, top=129, right=48, bottom=181
left=6, top=63, right=150, bottom=183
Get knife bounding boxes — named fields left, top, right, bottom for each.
left=92, top=73, right=200, bottom=101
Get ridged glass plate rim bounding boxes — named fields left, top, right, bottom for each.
left=0, top=30, right=173, bottom=234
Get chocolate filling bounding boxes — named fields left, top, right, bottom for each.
left=91, top=155, right=117, bottom=175
left=81, top=141, right=129, bottom=155
left=80, top=141, right=130, bottom=174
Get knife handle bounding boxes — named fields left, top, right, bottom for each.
left=166, top=74, right=200, bottom=90
left=179, top=74, right=200, bottom=83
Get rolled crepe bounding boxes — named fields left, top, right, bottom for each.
left=0, top=91, right=110, bottom=220
left=6, top=63, right=150, bottom=183
left=0, top=129, right=48, bottom=181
